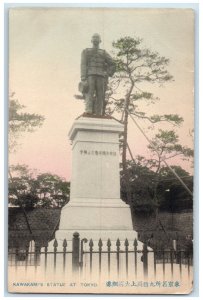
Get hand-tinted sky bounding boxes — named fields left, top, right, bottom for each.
left=9, top=8, right=194, bottom=179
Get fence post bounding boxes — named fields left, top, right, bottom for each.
left=89, top=239, right=94, bottom=278
left=143, top=242, right=148, bottom=280
left=72, top=232, right=80, bottom=274
left=107, top=239, right=111, bottom=278
left=63, top=239, right=67, bottom=274
left=125, top=238, right=129, bottom=278
left=116, top=239, right=120, bottom=278
left=80, top=238, right=88, bottom=278
left=133, top=238, right=138, bottom=280
left=53, top=239, right=58, bottom=272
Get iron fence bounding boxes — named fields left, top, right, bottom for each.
left=8, top=232, right=193, bottom=281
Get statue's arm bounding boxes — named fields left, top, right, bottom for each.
left=81, top=50, right=87, bottom=81
left=104, top=51, right=116, bottom=77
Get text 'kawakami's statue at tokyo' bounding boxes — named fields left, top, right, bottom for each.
left=79, top=33, right=116, bottom=116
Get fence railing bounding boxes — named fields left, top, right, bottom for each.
left=8, top=232, right=193, bottom=282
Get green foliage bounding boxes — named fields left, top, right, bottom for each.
left=159, top=165, right=190, bottom=178
left=9, top=165, right=70, bottom=209
left=121, top=159, right=157, bottom=212
left=119, top=119, right=193, bottom=213
left=150, top=114, right=184, bottom=125
left=112, top=36, right=173, bottom=84
left=35, top=173, right=70, bottom=208
left=105, top=36, right=184, bottom=184
left=9, top=93, right=45, bottom=152
left=121, top=159, right=193, bottom=213
left=107, top=36, right=175, bottom=116
left=120, top=128, right=193, bottom=213
left=148, top=129, right=194, bottom=160
left=157, top=165, right=193, bottom=211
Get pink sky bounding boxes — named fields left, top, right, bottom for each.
left=9, top=8, right=194, bottom=180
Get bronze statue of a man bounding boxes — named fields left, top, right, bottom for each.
left=80, top=33, right=115, bottom=116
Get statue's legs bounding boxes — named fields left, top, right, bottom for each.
left=95, top=76, right=105, bottom=115
left=85, top=75, right=105, bottom=115
left=85, top=96, right=93, bottom=114
left=85, top=76, right=95, bottom=114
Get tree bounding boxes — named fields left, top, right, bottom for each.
left=8, top=94, right=45, bottom=233
left=105, top=37, right=183, bottom=177
left=121, top=157, right=193, bottom=215
left=157, top=166, right=193, bottom=211
left=9, top=164, right=39, bottom=209
left=9, top=93, right=45, bottom=152
left=148, top=129, right=193, bottom=195
left=147, top=129, right=193, bottom=217
left=34, top=173, right=70, bottom=208
left=9, top=165, right=70, bottom=209
left=124, top=129, right=193, bottom=216
left=120, top=156, right=157, bottom=213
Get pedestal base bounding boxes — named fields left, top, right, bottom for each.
left=55, top=197, right=137, bottom=243
left=55, top=117, right=138, bottom=244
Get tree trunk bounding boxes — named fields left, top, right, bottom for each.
left=121, top=80, right=135, bottom=225
left=122, top=109, right=129, bottom=175
left=9, top=169, right=34, bottom=238
left=121, top=101, right=136, bottom=228
left=121, top=81, right=134, bottom=173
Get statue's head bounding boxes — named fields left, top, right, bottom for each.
left=91, top=33, right=101, bottom=46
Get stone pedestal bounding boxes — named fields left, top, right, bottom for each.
left=55, top=117, right=137, bottom=242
